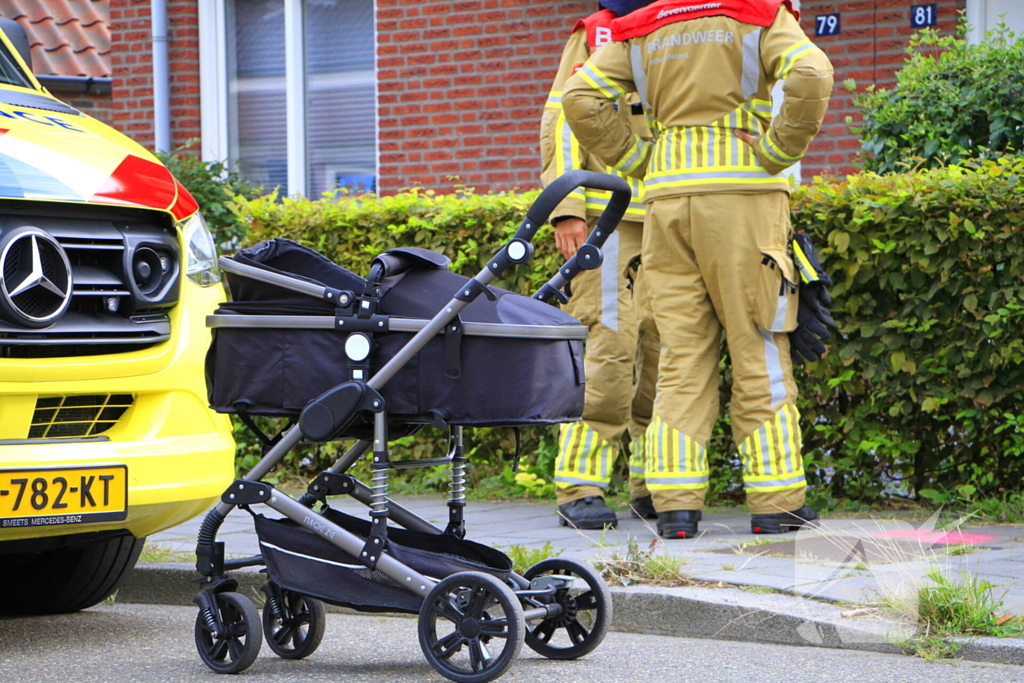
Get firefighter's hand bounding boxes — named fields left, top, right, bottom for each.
left=734, top=129, right=756, bottom=146
left=554, top=217, right=588, bottom=260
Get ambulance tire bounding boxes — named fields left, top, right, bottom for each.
left=0, top=533, right=144, bottom=615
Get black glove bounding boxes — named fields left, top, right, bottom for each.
left=789, top=233, right=838, bottom=365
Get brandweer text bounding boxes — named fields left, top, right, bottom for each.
left=648, top=29, right=735, bottom=53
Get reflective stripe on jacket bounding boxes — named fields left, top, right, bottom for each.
left=562, top=4, right=833, bottom=201
left=540, top=12, right=649, bottom=222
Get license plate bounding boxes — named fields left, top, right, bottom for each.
left=0, top=465, right=127, bottom=529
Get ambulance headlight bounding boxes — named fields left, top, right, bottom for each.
left=179, top=212, right=221, bottom=287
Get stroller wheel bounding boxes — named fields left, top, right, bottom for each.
left=261, top=584, right=327, bottom=660
left=194, top=591, right=263, bottom=674
left=418, top=571, right=524, bottom=683
left=522, top=558, right=611, bottom=660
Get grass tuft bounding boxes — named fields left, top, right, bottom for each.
left=913, top=568, right=1002, bottom=636
left=138, top=543, right=192, bottom=563
left=593, top=535, right=689, bottom=587
left=502, top=541, right=563, bottom=575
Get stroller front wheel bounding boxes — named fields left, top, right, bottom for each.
left=522, top=558, right=612, bottom=660
left=194, top=591, right=263, bottom=674
left=261, top=584, right=327, bottom=660
left=418, top=571, right=525, bottom=683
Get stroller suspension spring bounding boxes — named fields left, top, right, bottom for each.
left=448, top=459, right=466, bottom=502
left=370, top=465, right=390, bottom=515
left=266, top=594, right=282, bottom=619
left=203, top=608, right=219, bottom=636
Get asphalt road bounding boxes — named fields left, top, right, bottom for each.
left=0, top=603, right=1020, bottom=683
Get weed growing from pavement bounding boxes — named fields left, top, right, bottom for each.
left=593, top=535, right=690, bottom=587
left=139, top=543, right=191, bottom=563
left=883, top=568, right=1003, bottom=637
left=896, top=635, right=963, bottom=662
left=502, top=541, right=564, bottom=574
left=728, top=537, right=775, bottom=554
left=793, top=511, right=1023, bottom=659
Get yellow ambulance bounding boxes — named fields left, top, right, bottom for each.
left=0, top=20, right=234, bottom=614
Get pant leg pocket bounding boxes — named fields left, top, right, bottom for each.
left=753, top=246, right=799, bottom=333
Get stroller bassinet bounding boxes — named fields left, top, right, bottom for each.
left=207, top=238, right=586, bottom=432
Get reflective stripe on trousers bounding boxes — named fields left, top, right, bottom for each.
left=644, top=414, right=710, bottom=490
left=740, top=403, right=805, bottom=491
left=555, top=422, right=614, bottom=488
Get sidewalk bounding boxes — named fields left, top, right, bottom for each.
left=132, top=494, right=1024, bottom=665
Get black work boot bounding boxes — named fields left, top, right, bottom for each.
left=558, top=496, right=618, bottom=529
left=656, top=510, right=702, bottom=539
left=629, top=495, right=658, bottom=519
left=751, top=505, right=819, bottom=534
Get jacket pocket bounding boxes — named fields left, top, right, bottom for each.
left=753, top=246, right=799, bottom=333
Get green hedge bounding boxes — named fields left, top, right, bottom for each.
left=791, top=157, right=1024, bottom=503
left=854, top=26, right=1024, bottom=174
left=227, top=189, right=564, bottom=496
left=225, top=160, right=1024, bottom=504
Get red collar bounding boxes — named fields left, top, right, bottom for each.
left=572, top=9, right=618, bottom=52
left=612, top=0, right=797, bottom=40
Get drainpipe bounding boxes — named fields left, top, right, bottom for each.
left=152, top=0, right=171, bottom=153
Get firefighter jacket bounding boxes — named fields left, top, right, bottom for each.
left=540, top=9, right=650, bottom=223
left=561, top=0, right=833, bottom=201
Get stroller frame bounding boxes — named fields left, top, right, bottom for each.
left=192, top=171, right=631, bottom=683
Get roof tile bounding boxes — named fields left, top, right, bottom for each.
left=0, top=0, right=110, bottom=78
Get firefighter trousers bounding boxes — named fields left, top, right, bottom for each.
left=555, top=219, right=660, bottom=505
left=638, top=192, right=806, bottom=515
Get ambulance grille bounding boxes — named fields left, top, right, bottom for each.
left=28, top=394, right=134, bottom=439
left=0, top=204, right=180, bottom=358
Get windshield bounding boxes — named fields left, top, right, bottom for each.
left=0, top=42, right=32, bottom=89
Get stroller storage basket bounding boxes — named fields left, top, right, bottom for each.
left=208, top=239, right=586, bottom=428
left=254, top=510, right=513, bottom=614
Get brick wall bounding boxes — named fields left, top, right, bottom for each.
left=375, top=0, right=969, bottom=193
left=108, top=0, right=201, bottom=154
left=58, top=89, right=116, bottom=127
left=376, top=0, right=590, bottom=194
left=799, top=0, right=964, bottom=178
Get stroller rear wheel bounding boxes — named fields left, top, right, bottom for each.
left=261, top=583, right=327, bottom=660
left=418, top=571, right=524, bottom=683
left=522, top=558, right=611, bottom=660
left=194, top=591, right=263, bottom=674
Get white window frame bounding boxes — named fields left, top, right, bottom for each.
left=198, top=0, right=380, bottom=197
left=965, top=0, right=1024, bottom=44
left=967, top=0, right=988, bottom=44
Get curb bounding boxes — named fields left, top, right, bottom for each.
left=121, top=563, right=1024, bottom=666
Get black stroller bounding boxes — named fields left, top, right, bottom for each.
left=192, top=171, right=629, bottom=682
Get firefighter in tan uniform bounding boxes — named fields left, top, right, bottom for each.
left=563, top=0, right=834, bottom=538
left=540, top=6, right=661, bottom=529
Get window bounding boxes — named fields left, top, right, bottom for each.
left=0, top=44, right=31, bottom=89
left=203, top=0, right=377, bottom=197
left=226, top=0, right=288, bottom=193
left=305, top=0, right=377, bottom=195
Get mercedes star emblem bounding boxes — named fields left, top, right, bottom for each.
left=0, top=228, right=73, bottom=328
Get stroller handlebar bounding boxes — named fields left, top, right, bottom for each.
left=480, top=171, right=630, bottom=297
left=524, top=171, right=632, bottom=304
left=518, top=170, right=631, bottom=246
